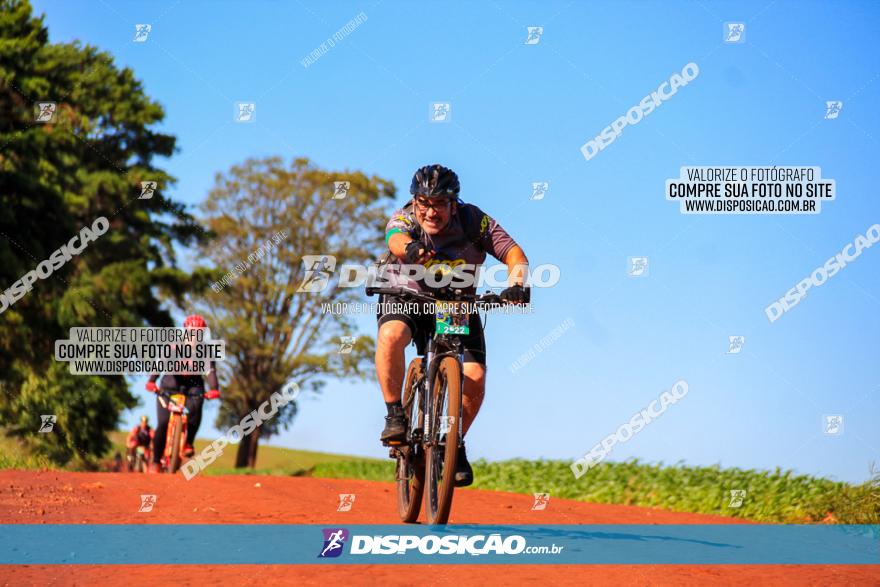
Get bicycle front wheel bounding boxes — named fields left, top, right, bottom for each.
left=168, top=416, right=183, bottom=474
left=397, top=358, right=425, bottom=523
left=424, top=356, right=462, bottom=525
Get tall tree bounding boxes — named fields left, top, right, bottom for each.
left=0, top=0, right=207, bottom=465
left=195, top=156, right=393, bottom=467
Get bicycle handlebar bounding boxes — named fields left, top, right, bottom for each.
left=155, top=389, right=212, bottom=412
left=366, top=286, right=505, bottom=306
left=155, top=389, right=210, bottom=398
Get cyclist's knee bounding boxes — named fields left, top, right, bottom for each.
left=377, top=321, right=412, bottom=352
left=463, top=363, right=486, bottom=388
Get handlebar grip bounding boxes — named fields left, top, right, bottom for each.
left=479, top=293, right=504, bottom=305
left=366, top=287, right=401, bottom=297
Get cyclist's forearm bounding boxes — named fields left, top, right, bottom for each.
left=205, top=361, right=219, bottom=390
left=503, top=246, right=529, bottom=286
left=387, top=231, right=413, bottom=259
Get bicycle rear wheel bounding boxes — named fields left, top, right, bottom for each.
left=424, top=356, right=462, bottom=525
left=168, top=416, right=183, bottom=474
left=397, top=358, right=425, bottom=522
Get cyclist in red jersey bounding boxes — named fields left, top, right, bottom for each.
left=144, top=314, right=220, bottom=472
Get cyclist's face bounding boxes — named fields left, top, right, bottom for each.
left=414, top=196, right=454, bottom=234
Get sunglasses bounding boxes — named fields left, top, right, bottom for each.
left=413, top=197, right=453, bottom=212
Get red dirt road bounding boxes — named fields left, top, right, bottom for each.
left=1, top=470, right=877, bottom=586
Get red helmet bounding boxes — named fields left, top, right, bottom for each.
left=184, top=314, right=207, bottom=329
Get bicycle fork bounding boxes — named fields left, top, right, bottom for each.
left=423, top=347, right=465, bottom=450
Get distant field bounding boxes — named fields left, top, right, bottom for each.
left=312, top=458, right=880, bottom=525
left=104, top=431, right=381, bottom=476
left=3, top=432, right=877, bottom=524
left=0, top=431, right=380, bottom=476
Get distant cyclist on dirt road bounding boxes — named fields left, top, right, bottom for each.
left=144, top=314, right=220, bottom=473
left=375, top=164, right=529, bottom=486
left=126, top=415, right=154, bottom=462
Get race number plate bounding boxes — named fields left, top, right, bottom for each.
left=435, top=301, right=470, bottom=335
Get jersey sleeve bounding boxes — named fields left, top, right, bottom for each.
left=384, top=208, right=419, bottom=246
left=470, top=205, right=517, bottom=261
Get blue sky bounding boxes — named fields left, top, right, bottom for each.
left=32, top=0, right=880, bottom=483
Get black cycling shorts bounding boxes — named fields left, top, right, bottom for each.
left=376, top=294, right=486, bottom=365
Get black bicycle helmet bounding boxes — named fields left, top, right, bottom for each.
left=410, top=164, right=460, bottom=199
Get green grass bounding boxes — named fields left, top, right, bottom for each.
left=104, top=431, right=380, bottom=476
left=0, top=435, right=57, bottom=470
left=311, top=458, right=880, bottom=524
left=0, top=431, right=378, bottom=475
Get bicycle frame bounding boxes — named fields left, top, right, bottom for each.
left=158, top=392, right=189, bottom=472
left=370, top=285, right=503, bottom=451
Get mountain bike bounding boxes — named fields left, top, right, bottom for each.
left=127, top=445, right=149, bottom=473
left=367, top=285, right=504, bottom=524
left=156, top=390, right=200, bottom=474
